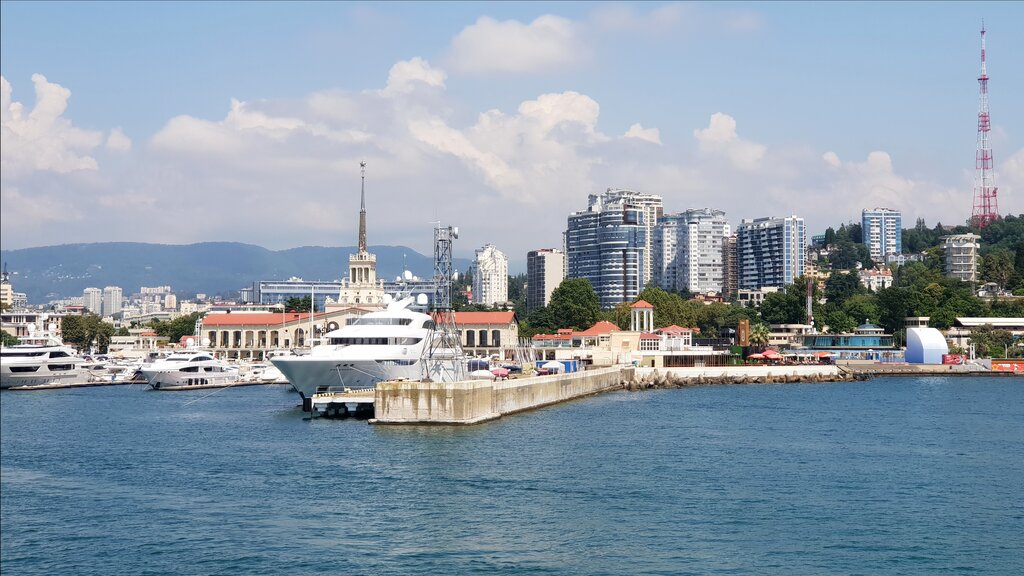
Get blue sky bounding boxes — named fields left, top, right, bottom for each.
left=2, top=1, right=1021, bottom=269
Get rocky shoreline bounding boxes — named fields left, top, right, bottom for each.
left=622, top=368, right=864, bottom=391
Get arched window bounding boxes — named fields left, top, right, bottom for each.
left=491, top=330, right=501, bottom=347
left=466, top=331, right=475, bottom=347
left=478, top=330, right=488, bottom=347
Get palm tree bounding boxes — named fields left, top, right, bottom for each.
left=748, top=322, right=770, bottom=350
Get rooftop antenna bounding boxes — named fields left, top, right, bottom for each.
left=971, top=21, right=1000, bottom=228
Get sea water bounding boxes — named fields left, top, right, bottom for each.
left=2, top=377, right=1022, bottom=575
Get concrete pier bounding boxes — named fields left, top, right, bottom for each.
left=372, top=367, right=629, bottom=425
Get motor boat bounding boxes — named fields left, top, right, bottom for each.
left=140, top=350, right=240, bottom=390
left=271, top=296, right=463, bottom=399
left=1, top=333, right=89, bottom=389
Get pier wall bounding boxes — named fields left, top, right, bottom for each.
left=373, top=367, right=627, bottom=425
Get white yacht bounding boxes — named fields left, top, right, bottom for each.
left=140, top=350, right=240, bottom=390
left=1, top=334, right=89, bottom=389
left=271, top=297, right=461, bottom=399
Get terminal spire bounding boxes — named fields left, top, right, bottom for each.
left=358, top=161, right=368, bottom=254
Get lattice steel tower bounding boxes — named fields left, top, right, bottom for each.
left=971, top=23, right=1000, bottom=229
left=421, top=223, right=466, bottom=382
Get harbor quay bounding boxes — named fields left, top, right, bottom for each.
left=319, top=361, right=1019, bottom=424
left=358, top=364, right=863, bottom=425
left=371, top=367, right=629, bottom=424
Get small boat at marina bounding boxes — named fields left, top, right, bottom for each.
left=140, top=350, right=240, bottom=390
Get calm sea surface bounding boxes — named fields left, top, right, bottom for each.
left=2, top=377, right=1022, bottom=575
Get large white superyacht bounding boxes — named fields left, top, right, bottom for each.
left=0, top=331, right=89, bottom=389
left=270, top=296, right=458, bottom=399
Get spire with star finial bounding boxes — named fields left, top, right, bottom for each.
left=358, top=161, right=367, bottom=254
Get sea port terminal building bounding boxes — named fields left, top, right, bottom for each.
left=197, top=308, right=519, bottom=361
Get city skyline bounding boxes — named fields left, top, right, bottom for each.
left=2, top=2, right=1022, bottom=270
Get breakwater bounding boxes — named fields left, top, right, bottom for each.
left=371, top=364, right=854, bottom=424
left=372, top=367, right=629, bottom=424
left=627, top=365, right=857, bottom=390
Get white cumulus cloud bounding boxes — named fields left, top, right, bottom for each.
left=624, top=123, right=662, bottom=145
left=1, top=74, right=104, bottom=176
left=693, top=112, right=766, bottom=170
left=106, top=127, right=133, bottom=151
left=383, top=57, right=447, bottom=95
left=446, top=15, right=582, bottom=74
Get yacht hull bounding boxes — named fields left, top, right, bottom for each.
left=271, top=356, right=422, bottom=398
left=141, top=368, right=241, bottom=390
left=0, top=368, right=88, bottom=389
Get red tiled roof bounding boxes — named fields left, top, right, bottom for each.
left=639, top=332, right=660, bottom=339
left=630, top=300, right=654, bottom=309
left=575, top=320, right=620, bottom=336
left=139, top=331, right=158, bottom=337
left=453, top=311, right=516, bottom=326
left=201, top=312, right=324, bottom=327
left=657, top=324, right=699, bottom=334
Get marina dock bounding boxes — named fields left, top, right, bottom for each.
left=305, top=389, right=376, bottom=418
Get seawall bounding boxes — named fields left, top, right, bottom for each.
left=628, top=365, right=852, bottom=389
left=372, top=367, right=629, bottom=425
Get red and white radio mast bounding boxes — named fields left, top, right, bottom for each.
left=971, top=23, right=999, bottom=229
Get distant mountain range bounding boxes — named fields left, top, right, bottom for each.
left=0, top=242, right=472, bottom=304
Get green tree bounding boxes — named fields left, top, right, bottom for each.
left=522, top=305, right=556, bottom=337
left=547, top=278, right=600, bottom=331
left=980, top=250, right=1015, bottom=288
left=60, top=315, right=88, bottom=347
left=1, top=331, right=19, bottom=346
left=823, top=310, right=856, bottom=333
left=842, top=294, right=880, bottom=326
left=284, top=296, right=312, bottom=313
left=829, top=241, right=863, bottom=270
left=635, top=286, right=701, bottom=329
left=825, top=271, right=863, bottom=305
left=60, top=314, right=115, bottom=352
left=823, top=227, right=836, bottom=246
left=748, top=323, right=770, bottom=349
left=115, top=327, right=131, bottom=336
left=149, top=312, right=203, bottom=345
left=508, top=273, right=528, bottom=318
left=968, top=324, right=1015, bottom=358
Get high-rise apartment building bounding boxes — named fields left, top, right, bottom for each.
left=566, top=191, right=653, bottom=308
left=942, top=233, right=980, bottom=282
left=83, top=287, right=102, bottom=314
left=473, top=244, right=508, bottom=307
left=102, top=286, right=123, bottom=317
left=593, top=188, right=663, bottom=285
left=651, top=214, right=685, bottom=292
left=526, top=248, right=566, bottom=313
left=861, top=207, right=902, bottom=262
left=736, top=216, right=806, bottom=290
left=652, top=209, right=729, bottom=294
left=722, top=234, right=738, bottom=300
